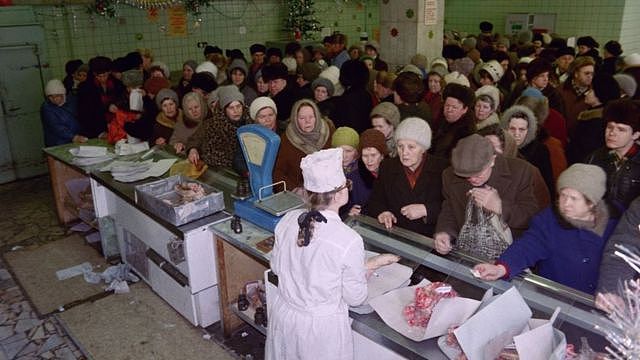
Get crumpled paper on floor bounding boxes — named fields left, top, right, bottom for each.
left=83, top=263, right=140, bottom=294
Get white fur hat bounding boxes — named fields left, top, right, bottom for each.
left=475, top=85, right=500, bottom=110
left=480, top=60, right=505, bottom=82
left=444, top=71, right=471, bottom=87
left=195, top=61, right=218, bottom=78
left=45, top=79, right=66, bottom=96
left=301, top=148, right=346, bottom=193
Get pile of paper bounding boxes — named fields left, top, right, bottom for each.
left=100, top=158, right=177, bottom=182
left=114, top=139, right=149, bottom=156
left=69, top=145, right=114, bottom=166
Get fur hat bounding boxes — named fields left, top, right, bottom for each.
left=444, top=71, right=471, bottom=87
left=250, top=43, right=266, bottom=55
left=266, top=47, right=283, bottom=59
left=479, top=21, right=493, bottom=33
left=577, top=36, right=599, bottom=49
left=394, top=117, right=432, bottom=151
left=359, top=128, right=388, bottom=156
left=393, top=71, right=424, bottom=103
left=190, top=72, right=218, bottom=93
left=331, top=127, right=359, bottom=149
left=526, top=59, right=553, bottom=82
left=311, top=77, right=335, bottom=97
left=249, top=96, right=277, bottom=120
left=89, top=56, right=112, bottom=74
left=122, top=69, right=143, bottom=88
left=339, top=60, right=369, bottom=88
left=591, top=73, right=621, bottom=105
left=443, top=82, right=475, bottom=108
left=143, top=77, right=170, bottom=95
left=475, top=85, right=500, bottom=111
left=226, top=49, right=245, bottom=61
left=501, top=105, right=538, bottom=148
left=556, top=47, right=575, bottom=58
left=604, top=41, right=623, bottom=57
left=614, top=73, right=638, bottom=98
left=451, top=134, right=495, bottom=177
left=604, top=99, right=640, bottom=132
left=195, top=61, right=219, bottom=78
left=557, top=164, right=606, bottom=204
left=218, top=85, right=245, bottom=109
left=65, top=59, right=83, bottom=76
left=45, top=79, right=65, bottom=96
left=155, top=88, right=179, bottom=110
left=442, top=44, right=465, bottom=60
left=301, top=148, right=346, bottom=193
left=480, top=60, right=505, bottom=82
left=370, top=102, right=401, bottom=128
left=262, top=63, right=289, bottom=81
left=204, top=45, right=223, bottom=56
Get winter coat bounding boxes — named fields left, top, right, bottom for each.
left=585, top=146, right=640, bottom=211
left=541, top=133, right=567, bottom=183
left=430, top=112, right=476, bottom=158
left=436, top=155, right=544, bottom=239
left=332, top=87, right=373, bottom=133
left=273, top=84, right=302, bottom=122
left=424, top=91, right=443, bottom=131
left=566, top=107, right=606, bottom=164
left=366, top=155, right=449, bottom=237
left=123, top=96, right=159, bottom=142
left=151, top=110, right=182, bottom=145
left=600, top=57, right=619, bottom=76
left=40, top=101, right=79, bottom=147
left=77, top=76, right=125, bottom=138
left=341, top=160, right=375, bottom=218
left=498, top=206, right=617, bottom=295
left=598, top=196, right=640, bottom=293
left=558, top=81, right=590, bottom=138
left=542, top=108, right=568, bottom=148
left=397, top=101, right=433, bottom=128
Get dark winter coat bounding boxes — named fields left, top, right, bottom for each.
left=566, top=107, right=606, bottom=164
left=77, top=76, right=125, bottom=138
left=585, top=147, right=640, bottom=211
left=430, top=113, right=476, bottom=158
left=40, top=101, right=79, bottom=147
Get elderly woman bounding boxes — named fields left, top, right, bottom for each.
left=430, top=83, right=477, bottom=158
left=370, top=102, right=401, bottom=157
left=311, top=77, right=336, bottom=120
left=501, top=105, right=555, bottom=196
left=424, top=70, right=445, bottom=129
left=41, top=79, right=87, bottom=146
left=348, top=129, right=388, bottom=217
left=187, top=85, right=251, bottom=172
left=366, top=118, right=448, bottom=236
left=173, top=60, right=197, bottom=101
left=151, top=88, right=182, bottom=146
left=249, top=96, right=281, bottom=133
left=170, top=91, right=207, bottom=154
left=474, top=164, right=618, bottom=295
left=474, top=85, right=501, bottom=130
left=274, top=99, right=335, bottom=190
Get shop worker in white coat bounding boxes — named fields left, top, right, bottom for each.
left=266, top=148, right=400, bottom=360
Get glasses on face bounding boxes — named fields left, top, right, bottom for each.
left=335, top=179, right=353, bottom=192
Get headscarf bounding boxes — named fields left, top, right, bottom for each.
left=181, top=91, right=208, bottom=127
left=285, top=99, right=331, bottom=154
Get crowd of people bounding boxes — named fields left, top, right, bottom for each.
left=40, top=23, right=640, bottom=310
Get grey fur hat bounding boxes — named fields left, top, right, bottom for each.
left=500, top=105, right=538, bottom=148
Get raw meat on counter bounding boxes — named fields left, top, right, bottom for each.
left=162, top=182, right=207, bottom=205
left=403, top=282, right=458, bottom=327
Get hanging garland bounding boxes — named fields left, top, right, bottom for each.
left=87, top=0, right=209, bottom=18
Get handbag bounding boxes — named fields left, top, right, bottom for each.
left=455, top=197, right=512, bottom=261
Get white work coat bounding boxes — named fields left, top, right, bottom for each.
left=265, top=209, right=368, bottom=360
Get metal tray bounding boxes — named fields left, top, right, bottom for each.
left=135, top=175, right=224, bottom=226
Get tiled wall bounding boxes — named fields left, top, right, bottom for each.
left=619, top=1, right=640, bottom=55
left=444, top=0, right=633, bottom=53
left=5, top=0, right=379, bottom=80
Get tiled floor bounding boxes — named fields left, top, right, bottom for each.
left=0, top=176, right=85, bottom=359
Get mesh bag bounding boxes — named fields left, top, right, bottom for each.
left=455, top=197, right=511, bottom=261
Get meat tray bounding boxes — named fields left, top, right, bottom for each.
left=134, top=175, right=225, bottom=226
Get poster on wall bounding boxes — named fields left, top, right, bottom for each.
left=168, top=6, right=187, bottom=37
left=424, top=0, right=437, bottom=25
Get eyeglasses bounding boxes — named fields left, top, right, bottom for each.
left=335, top=179, right=353, bottom=192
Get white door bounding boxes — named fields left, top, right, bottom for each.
left=0, top=43, right=47, bottom=182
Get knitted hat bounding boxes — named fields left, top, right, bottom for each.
left=250, top=43, right=266, bottom=55
left=451, top=134, right=496, bottom=177
left=218, top=85, right=245, bottom=109
left=430, top=57, right=449, bottom=77
left=311, top=77, right=334, bottom=96
left=282, top=57, right=297, bottom=74
left=144, top=77, right=170, bottom=95
left=526, top=59, right=553, bottom=82
left=183, top=60, right=198, bottom=72
left=331, top=127, right=359, bottom=149
left=299, top=62, right=321, bottom=82
left=557, top=164, right=606, bottom=204
left=624, top=53, right=640, bottom=69
left=614, top=73, right=637, bottom=98
left=443, top=82, right=475, bottom=108
left=149, top=61, right=170, bottom=78
left=155, top=88, right=179, bottom=110
left=301, top=148, right=346, bottom=193
left=444, top=71, right=471, bottom=87
left=319, top=66, right=343, bottom=95
left=195, top=61, right=219, bottom=78
left=190, top=72, right=218, bottom=93
left=480, top=60, right=505, bottom=82
left=556, top=47, right=576, bottom=58
left=370, top=102, right=401, bottom=127
left=359, top=128, right=388, bottom=155
left=89, top=56, right=112, bottom=74
left=462, top=37, right=477, bottom=52
left=122, top=69, right=143, bottom=88
left=261, top=63, right=289, bottom=81
left=394, top=117, right=432, bottom=150
left=45, top=79, right=65, bottom=96
left=365, top=40, right=380, bottom=53
left=65, top=59, right=83, bottom=76
left=411, top=54, right=428, bottom=69
left=591, top=73, right=621, bottom=105
left=228, top=58, right=248, bottom=75
left=475, top=85, right=500, bottom=111
left=521, top=86, right=545, bottom=99
left=398, top=64, right=424, bottom=79
left=577, top=36, right=599, bottom=49
left=604, top=41, right=623, bottom=57
left=249, top=96, right=277, bottom=120
left=393, top=71, right=424, bottom=103
left=604, top=99, right=640, bottom=132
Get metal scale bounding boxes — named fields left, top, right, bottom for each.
left=234, top=124, right=305, bottom=231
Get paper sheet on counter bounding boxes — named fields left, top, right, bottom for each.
left=114, top=159, right=177, bottom=182
left=365, top=251, right=413, bottom=300
left=369, top=280, right=482, bottom=341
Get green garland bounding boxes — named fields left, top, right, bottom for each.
left=87, top=0, right=210, bottom=18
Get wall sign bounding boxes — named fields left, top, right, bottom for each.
left=424, top=0, right=437, bottom=25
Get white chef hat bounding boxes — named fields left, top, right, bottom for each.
left=300, top=148, right=346, bottom=193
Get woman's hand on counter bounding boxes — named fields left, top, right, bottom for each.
left=472, top=263, right=506, bottom=281
left=377, top=211, right=397, bottom=229
left=434, top=232, right=452, bottom=254
left=366, top=253, right=401, bottom=270
left=188, top=148, right=200, bottom=164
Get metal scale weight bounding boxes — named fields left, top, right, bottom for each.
left=233, top=124, right=305, bottom=231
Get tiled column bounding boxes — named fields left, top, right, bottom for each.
left=379, top=0, right=444, bottom=70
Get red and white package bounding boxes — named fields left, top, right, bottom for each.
left=403, top=282, right=458, bottom=327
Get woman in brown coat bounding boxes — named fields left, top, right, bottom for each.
left=273, top=99, right=335, bottom=190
